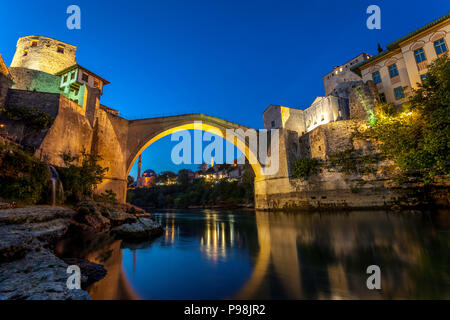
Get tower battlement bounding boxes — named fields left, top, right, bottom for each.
left=10, top=36, right=77, bottom=75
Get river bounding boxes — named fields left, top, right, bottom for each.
left=63, top=209, right=449, bottom=300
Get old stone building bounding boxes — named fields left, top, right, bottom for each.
left=352, top=13, right=450, bottom=104
left=323, top=53, right=371, bottom=98
left=1, top=35, right=126, bottom=199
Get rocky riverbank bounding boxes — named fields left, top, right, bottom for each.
left=0, top=202, right=163, bottom=300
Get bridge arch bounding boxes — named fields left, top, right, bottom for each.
left=125, top=114, right=263, bottom=180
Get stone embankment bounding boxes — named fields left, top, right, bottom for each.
left=0, top=202, right=163, bottom=300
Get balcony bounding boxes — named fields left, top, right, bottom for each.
left=417, top=61, right=428, bottom=72
left=390, top=75, right=401, bottom=85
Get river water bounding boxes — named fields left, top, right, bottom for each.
left=67, top=209, right=449, bottom=300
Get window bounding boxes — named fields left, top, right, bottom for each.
left=57, top=45, right=64, bottom=54
left=388, top=64, right=399, bottom=78
left=372, top=71, right=381, bottom=84
left=307, top=120, right=311, bottom=127
left=94, top=80, right=100, bottom=88
left=63, top=75, right=68, bottom=83
left=379, top=93, right=386, bottom=103
left=271, top=120, right=275, bottom=128
left=23, top=50, right=28, bottom=56
left=30, top=40, right=38, bottom=47
left=82, top=73, right=89, bottom=82
left=414, top=48, right=426, bottom=63
left=70, top=72, right=75, bottom=80
left=321, top=114, right=325, bottom=121
left=434, top=38, right=447, bottom=55
left=420, top=73, right=429, bottom=81
left=394, top=87, right=404, bottom=100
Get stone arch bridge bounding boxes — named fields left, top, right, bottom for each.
left=91, top=113, right=290, bottom=207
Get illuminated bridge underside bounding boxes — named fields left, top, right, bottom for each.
left=96, top=113, right=290, bottom=205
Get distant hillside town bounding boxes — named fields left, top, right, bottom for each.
left=130, top=154, right=250, bottom=188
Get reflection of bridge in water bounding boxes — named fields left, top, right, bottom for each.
left=83, top=210, right=448, bottom=300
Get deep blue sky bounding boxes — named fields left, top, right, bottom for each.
left=0, top=1, right=448, bottom=177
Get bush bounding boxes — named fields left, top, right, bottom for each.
left=370, top=54, right=450, bottom=182
left=292, top=158, right=319, bottom=179
left=94, top=189, right=117, bottom=203
left=0, top=144, right=50, bottom=204
left=58, top=151, right=108, bottom=203
left=2, top=106, right=54, bottom=131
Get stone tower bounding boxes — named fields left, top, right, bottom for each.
left=10, top=36, right=77, bottom=74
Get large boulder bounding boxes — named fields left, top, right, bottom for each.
left=62, top=258, right=107, bottom=289
left=0, top=226, right=37, bottom=262
left=74, top=203, right=110, bottom=232
left=0, top=250, right=90, bottom=300
left=0, top=207, right=75, bottom=262
left=0, top=206, right=93, bottom=300
left=111, top=217, right=163, bottom=242
left=0, top=206, right=75, bottom=226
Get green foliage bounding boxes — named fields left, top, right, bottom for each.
left=94, top=189, right=117, bottom=203
left=371, top=54, right=450, bottom=182
left=0, top=143, right=50, bottom=204
left=58, top=151, right=108, bottom=203
left=177, top=169, right=190, bottom=186
left=156, top=171, right=176, bottom=184
left=355, top=87, right=376, bottom=125
left=127, top=179, right=254, bottom=209
left=3, top=106, right=54, bottom=131
left=292, top=158, right=319, bottom=179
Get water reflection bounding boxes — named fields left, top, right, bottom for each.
left=55, top=209, right=450, bottom=299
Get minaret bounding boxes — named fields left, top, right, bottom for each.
left=137, top=154, right=142, bottom=187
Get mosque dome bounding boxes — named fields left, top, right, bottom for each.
left=142, top=169, right=156, bottom=177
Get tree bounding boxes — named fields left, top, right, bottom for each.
left=157, top=171, right=176, bottom=184
left=58, top=151, right=108, bottom=203
left=177, top=169, right=190, bottom=186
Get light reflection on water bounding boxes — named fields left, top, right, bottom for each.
left=60, top=209, right=450, bottom=300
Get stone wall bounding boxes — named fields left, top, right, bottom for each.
left=348, top=80, right=379, bottom=120
left=8, top=67, right=60, bottom=93
left=5, top=89, right=60, bottom=117
left=1, top=90, right=91, bottom=163
left=92, top=109, right=129, bottom=202
left=0, top=54, right=12, bottom=107
left=254, top=119, right=417, bottom=210
left=254, top=120, right=448, bottom=210
left=36, top=95, right=93, bottom=166
left=10, top=36, right=77, bottom=75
